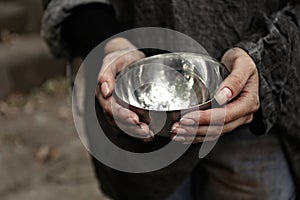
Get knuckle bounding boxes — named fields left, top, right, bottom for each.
left=250, top=93, right=260, bottom=112
left=201, top=111, right=210, bottom=124
left=225, top=114, right=233, bottom=123
left=123, top=52, right=130, bottom=60
left=229, top=73, right=244, bottom=92
left=232, top=55, right=256, bottom=74
left=241, top=56, right=256, bottom=72
left=194, top=137, right=205, bottom=143
left=102, top=103, right=111, bottom=115
left=103, top=53, right=116, bottom=64
left=98, top=74, right=105, bottom=83
left=232, top=55, right=242, bottom=65
left=128, top=51, right=142, bottom=62
left=249, top=62, right=257, bottom=73
left=224, top=125, right=235, bottom=134
left=135, top=50, right=145, bottom=59
left=245, top=114, right=253, bottom=124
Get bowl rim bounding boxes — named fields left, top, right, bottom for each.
left=119, top=52, right=226, bottom=73
left=114, top=52, right=227, bottom=112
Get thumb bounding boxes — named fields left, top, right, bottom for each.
left=98, top=57, right=117, bottom=98
left=98, top=50, right=145, bottom=98
left=215, top=48, right=256, bottom=105
left=100, top=81, right=113, bottom=99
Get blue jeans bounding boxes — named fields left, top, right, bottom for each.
left=167, top=126, right=296, bottom=200
left=94, top=103, right=295, bottom=200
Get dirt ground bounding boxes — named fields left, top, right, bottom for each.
left=0, top=77, right=109, bottom=200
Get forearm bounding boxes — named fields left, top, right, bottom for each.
left=41, top=0, right=121, bottom=58
left=61, top=3, right=127, bottom=58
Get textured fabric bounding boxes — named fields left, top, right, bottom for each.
left=42, top=0, right=300, bottom=198
left=191, top=126, right=296, bottom=200
left=112, top=0, right=300, bottom=193
left=93, top=102, right=203, bottom=200
left=41, top=0, right=51, bottom=9
left=60, top=3, right=126, bottom=58
left=235, top=4, right=300, bottom=137
left=41, top=0, right=110, bottom=57
left=93, top=101, right=296, bottom=200
left=166, top=126, right=296, bottom=200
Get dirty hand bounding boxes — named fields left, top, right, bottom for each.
left=170, top=47, right=260, bottom=143
left=96, top=37, right=154, bottom=141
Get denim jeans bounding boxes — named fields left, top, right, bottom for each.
left=93, top=103, right=296, bottom=200
left=167, top=126, right=296, bottom=200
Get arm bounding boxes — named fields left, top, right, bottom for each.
left=42, top=0, right=151, bottom=141
left=171, top=1, right=300, bottom=143
left=41, top=0, right=51, bottom=9
left=235, top=2, right=300, bottom=137
left=41, top=0, right=113, bottom=58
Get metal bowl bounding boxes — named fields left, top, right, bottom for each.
left=114, top=52, right=228, bottom=136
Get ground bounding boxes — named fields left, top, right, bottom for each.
left=0, top=77, right=109, bottom=200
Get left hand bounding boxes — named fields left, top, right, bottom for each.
left=95, top=37, right=153, bottom=141
left=170, top=48, right=260, bottom=143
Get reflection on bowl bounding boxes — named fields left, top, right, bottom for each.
left=114, top=52, right=228, bottom=136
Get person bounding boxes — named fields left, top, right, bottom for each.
left=41, top=0, right=300, bottom=199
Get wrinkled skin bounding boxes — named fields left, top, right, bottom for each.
left=96, top=38, right=259, bottom=143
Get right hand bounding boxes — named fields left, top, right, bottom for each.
left=96, top=38, right=154, bottom=141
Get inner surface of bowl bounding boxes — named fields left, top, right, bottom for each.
left=114, top=53, right=226, bottom=112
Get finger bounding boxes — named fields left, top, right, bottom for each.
left=171, top=124, right=221, bottom=137
left=116, top=121, right=153, bottom=139
left=96, top=94, right=149, bottom=140
left=111, top=97, right=140, bottom=123
left=222, top=89, right=259, bottom=123
left=238, top=68, right=260, bottom=109
left=191, top=136, right=218, bottom=143
left=198, top=113, right=252, bottom=135
left=179, top=108, right=226, bottom=126
left=98, top=50, right=145, bottom=98
left=173, top=114, right=253, bottom=139
left=179, top=86, right=258, bottom=126
left=97, top=95, right=140, bottom=125
left=171, top=133, right=218, bottom=143
left=216, top=49, right=256, bottom=105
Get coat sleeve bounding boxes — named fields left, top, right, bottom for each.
left=235, top=1, right=300, bottom=139
left=41, top=0, right=51, bottom=9
left=41, top=0, right=110, bottom=57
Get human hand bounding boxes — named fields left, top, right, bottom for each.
left=95, top=37, right=154, bottom=141
left=170, top=48, right=260, bottom=143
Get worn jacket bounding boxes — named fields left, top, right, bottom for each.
left=42, top=0, right=300, bottom=196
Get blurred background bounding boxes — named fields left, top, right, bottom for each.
left=0, top=0, right=108, bottom=199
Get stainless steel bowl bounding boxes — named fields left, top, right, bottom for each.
left=114, top=52, right=228, bottom=136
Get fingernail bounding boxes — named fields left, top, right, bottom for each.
left=172, top=135, right=186, bottom=142
left=101, top=82, right=110, bottom=98
left=214, top=87, right=232, bottom=105
left=170, top=126, right=178, bottom=133
left=149, top=130, right=155, bottom=137
left=174, top=128, right=187, bottom=134
left=140, top=125, right=147, bottom=132
left=143, top=130, right=154, bottom=142
left=180, top=118, right=195, bottom=125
